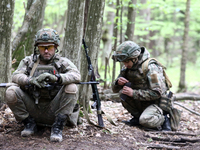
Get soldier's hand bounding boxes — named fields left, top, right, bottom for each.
left=117, top=77, right=129, bottom=86
left=28, top=77, right=44, bottom=88
left=37, top=73, right=57, bottom=83
left=122, top=86, right=133, bottom=97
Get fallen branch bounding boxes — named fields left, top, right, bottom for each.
left=147, top=144, right=180, bottom=149
left=100, top=93, right=200, bottom=102
left=175, top=93, right=200, bottom=101
left=174, top=102, right=200, bottom=116
left=162, top=141, right=190, bottom=146
left=144, top=133, right=200, bottom=143
left=147, top=131, right=197, bottom=136
left=140, top=143, right=180, bottom=149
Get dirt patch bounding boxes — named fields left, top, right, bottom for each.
left=1, top=99, right=200, bottom=150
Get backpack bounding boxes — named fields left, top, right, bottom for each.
left=141, top=58, right=181, bottom=131
left=141, top=58, right=172, bottom=89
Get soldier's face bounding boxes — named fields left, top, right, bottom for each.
left=38, top=43, right=56, bottom=61
left=123, top=58, right=138, bottom=69
left=123, top=59, right=133, bottom=69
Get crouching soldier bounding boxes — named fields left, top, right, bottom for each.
left=5, top=28, right=81, bottom=142
left=112, top=41, right=181, bottom=131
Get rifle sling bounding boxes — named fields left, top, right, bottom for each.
left=30, top=58, right=40, bottom=77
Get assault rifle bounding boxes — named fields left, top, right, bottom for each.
left=0, top=83, right=18, bottom=87
left=79, top=39, right=104, bottom=127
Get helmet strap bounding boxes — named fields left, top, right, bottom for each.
left=131, top=58, right=138, bottom=65
left=33, top=46, right=37, bottom=62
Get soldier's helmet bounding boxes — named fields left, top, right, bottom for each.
left=34, top=28, right=60, bottom=46
left=112, top=41, right=141, bottom=62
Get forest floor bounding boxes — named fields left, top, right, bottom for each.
left=1, top=89, right=200, bottom=150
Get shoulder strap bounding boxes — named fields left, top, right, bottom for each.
left=142, top=58, right=166, bottom=77
left=30, top=58, right=40, bottom=77
left=142, top=58, right=155, bottom=77
left=142, top=58, right=172, bottom=89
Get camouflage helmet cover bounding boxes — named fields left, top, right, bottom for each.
left=112, top=41, right=141, bottom=62
left=34, top=28, right=60, bottom=46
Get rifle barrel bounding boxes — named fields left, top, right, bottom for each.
left=82, top=39, right=104, bottom=128
left=77, top=81, right=99, bottom=84
left=0, top=83, right=18, bottom=88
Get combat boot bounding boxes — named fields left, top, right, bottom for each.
left=122, top=117, right=140, bottom=126
left=162, top=115, right=172, bottom=131
left=50, top=113, right=67, bottom=142
left=21, top=116, right=37, bottom=137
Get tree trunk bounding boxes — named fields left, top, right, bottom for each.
left=120, top=0, right=123, bottom=44
left=125, top=0, right=137, bottom=41
left=178, top=0, right=190, bottom=92
left=101, top=3, right=115, bottom=89
left=78, top=0, right=105, bottom=109
left=0, top=0, right=15, bottom=104
left=12, top=0, right=46, bottom=69
left=138, top=0, right=150, bottom=47
left=112, top=0, right=120, bottom=83
left=149, top=30, right=157, bottom=57
left=62, top=0, right=85, bottom=68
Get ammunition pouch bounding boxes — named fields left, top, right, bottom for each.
left=159, top=95, right=174, bottom=113
left=159, top=95, right=181, bottom=131
left=29, top=84, right=62, bottom=100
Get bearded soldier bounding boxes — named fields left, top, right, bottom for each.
left=5, top=28, right=81, bottom=142
left=112, top=41, right=174, bottom=131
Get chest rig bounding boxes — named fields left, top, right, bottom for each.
left=123, top=65, right=148, bottom=90
left=27, top=58, right=62, bottom=104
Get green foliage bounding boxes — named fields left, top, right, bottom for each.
left=12, top=0, right=200, bottom=92
left=147, top=138, right=153, bottom=142
left=156, top=52, right=200, bottom=93
left=79, top=110, right=84, bottom=117
left=43, top=0, right=67, bottom=28
left=13, top=1, right=25, bottom=33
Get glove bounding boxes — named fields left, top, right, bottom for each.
left=37, top=73, right=57, bottom=83
left=28, top=77, right=44, bottom=88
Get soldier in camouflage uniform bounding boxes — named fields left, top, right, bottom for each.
left=112, top=41, right=171, bottom=131
left=5, top=28, right=81, bottom=142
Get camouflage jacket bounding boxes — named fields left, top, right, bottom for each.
left=112, top=47, right=168, bottom=101
left=12, top=54, right=81, bottom=87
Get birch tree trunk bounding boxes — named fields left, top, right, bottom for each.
left=62, top=0, right=85, bottom=68
left=12, top=0, right=46, bottom=68
left=178, top=0, right=190, bottom=92
left=78, top=0, right=105, bottom=109
left=125, top=0, right=137, bottom=41
left=0, top=0, right=15, bottom=104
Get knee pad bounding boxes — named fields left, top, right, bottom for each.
left=139, top=105, right=165, bottom=128
left=64, top=84, right=78, bottom=94
left=5, top=86, right=18, bottom=104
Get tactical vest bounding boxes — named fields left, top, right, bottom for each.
left=122, top=59, right=168, bottom=94
left=121, top=65, right=148, bottom=90
left=27, top=57, right=62, bottom=101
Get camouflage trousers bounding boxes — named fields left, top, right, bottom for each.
left=5, top=84, right=79, bottom=127
left=122, top=98, right=165, bottom=128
